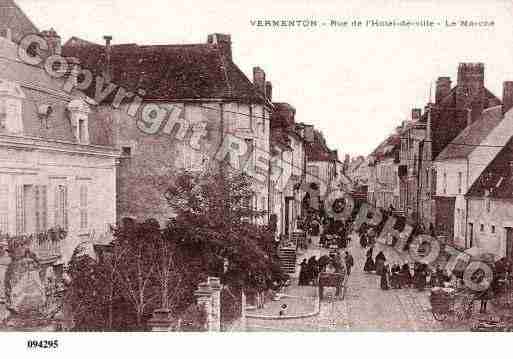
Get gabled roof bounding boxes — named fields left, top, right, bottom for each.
left=435, top=105, right=503, bottom=161
left=467, top=135, right=513, bottom=199
left=0, top=0, right=38, bottom=42
left=370, top=133, right=400, bottom=161
left=62, top=37, right=270, bottom=105
left=306, top=129, right=337, bottom=162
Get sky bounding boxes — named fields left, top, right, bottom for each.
left=15, top=0, right=513, bottom=157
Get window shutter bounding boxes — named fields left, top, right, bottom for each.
left=15, top=185, right=24, bottom=234
left=63, top=186, right=68, bottom=230
left=35, top=185, right=40, bottom=233
left=54, top=186, right=60, bottom=227
left=80, top=185, right=88, bottom=229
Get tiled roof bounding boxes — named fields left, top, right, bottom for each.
left=306, top=129, right=337, bottom=162
left=435, top=105, right=503, bottom=161
left=370, top=134, right=400, bottom=161
left=0, top=37, right=108, bottom=146
left=62, top=37, right=269, bottom=104
left=467, top=135, right=513, bottom=199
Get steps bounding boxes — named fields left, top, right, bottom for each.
left=278, top=247, right=297, bottom=274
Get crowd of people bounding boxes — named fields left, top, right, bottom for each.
left=298, top=250, right=354, bottom=286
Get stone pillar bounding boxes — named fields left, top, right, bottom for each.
left=194, top=282, right=213, bottom=331
left=207, top=277, right=221, bottom=332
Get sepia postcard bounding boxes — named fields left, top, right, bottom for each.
left=0, top=0, right=512, bottom=356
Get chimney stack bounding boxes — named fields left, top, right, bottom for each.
left=40, top=28, right=62, bottom=56
left=265, top=81, right=273, bottom=101
left=456, top=63, right=485, bottom=124
left=253, top=67, right=266, bottom=94
left=503, top=81, right=513, bottom=115
left=435, top=77, right=451, bottom=104
left=103, top=35, right=113, bottom=82
left=207, top=33, right=232, bottom=61
left=411, top=108, right=422, bottom=121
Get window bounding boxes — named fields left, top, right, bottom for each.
left=122, top=146, right=132, bottom=157
left=67, top=99, right=90, bottom=144
left=54, top=185, right=68, bottom=230
left=431, top=168, right=437, bottom=194
left=0, top=79, right=25, bottom=134
left=480, top=224, right=484, bottom=232
left=458, top=172, right=462, bottom=194
left=78, top=119, right=86, bottom=143
left=80, top=185, right=88, bottom=230
left=0, top=100, right=6, bottom=130
left=243, top=139, right=254, bottom=172
left=443, top=172, right=447, bottom=194
left=34, top=185, right=48, bottom=233
left=486, top=198, right=491, bottom=213
left=491, top=225, right=496, bottom=234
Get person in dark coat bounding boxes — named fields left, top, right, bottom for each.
left=401, top=262, right=412, bottom=288
left=390, top=263, right=401, bottom=289
left=380, top=263, right=390, bottom=290
left=298, top=259, right=308, bottom=286
left=364, top=246, right=375, bottom=272
left=375, top=251, right=386, bottom=276
left=307, top=256, right=319, bottom=285
left=318, top=255, right=331, bottom=273
left=345, top=251, right=354, bottom=276
left=414, top=262, right=427, bottom=291
left=360, top=233, right=368, bottom=248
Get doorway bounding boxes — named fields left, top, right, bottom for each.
left=468, top=223, right=474, bottom=248
left=506, top=227, right=513, bottom=261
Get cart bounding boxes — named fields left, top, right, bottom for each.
left=430, top=287, right=476, bottom=321
left=319, top=272, right=347, bottom=301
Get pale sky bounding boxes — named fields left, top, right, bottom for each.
left=16, top=0, right=513, bottom=157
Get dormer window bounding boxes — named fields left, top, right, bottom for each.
left=0, top=79, right=26, bottom=134
left=67, top=99, right=91, bottom=144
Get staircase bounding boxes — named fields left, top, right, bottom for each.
left=278, top=247, right=297, bottom=274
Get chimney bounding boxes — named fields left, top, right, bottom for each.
left=456, top=63, right=485, bottom=124
left=265, top=81, right=273, bottom=101
left=207, top=33, right=232, bottom=61
left=103, top=35, right=113, bottom=82
left=253, top=67, right=266, bottom=94
left=40, top=28, right=62, bottom=56
left=503, top=81, right=513, bottom=115
left=435, top=77, right=451, bottom=104
left=411, top=108, right=422, bottom=121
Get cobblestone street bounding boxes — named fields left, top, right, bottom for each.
left=246, top=234, right=472, bottom=331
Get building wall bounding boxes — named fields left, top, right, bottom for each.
left=373, top=157, right=398, bottom=210
left=98, top=101, right=271, bottom=224
left=468, top=197, right=513, bottom=258
left=0, top=136, right=118, bottom=263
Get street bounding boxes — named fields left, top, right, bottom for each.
left=247, top=235, right=460, bottom=331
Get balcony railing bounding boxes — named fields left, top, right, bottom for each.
left=0, top=227, right=66, bottom=261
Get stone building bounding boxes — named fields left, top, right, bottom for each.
left=398, top=109, right=427, bottom=221
left=0, top=17, right=118, bottom=258
left=419, top=63, right=503, bottom=241
left=63, top=34, right=273, bottom=224
left=269, top=103, right=308, bottom=238
left=465, top=135, right=513, bottom=260
left=367, top=133, right=400, bottom=210
left=305, top=129, right=339, bottom=201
